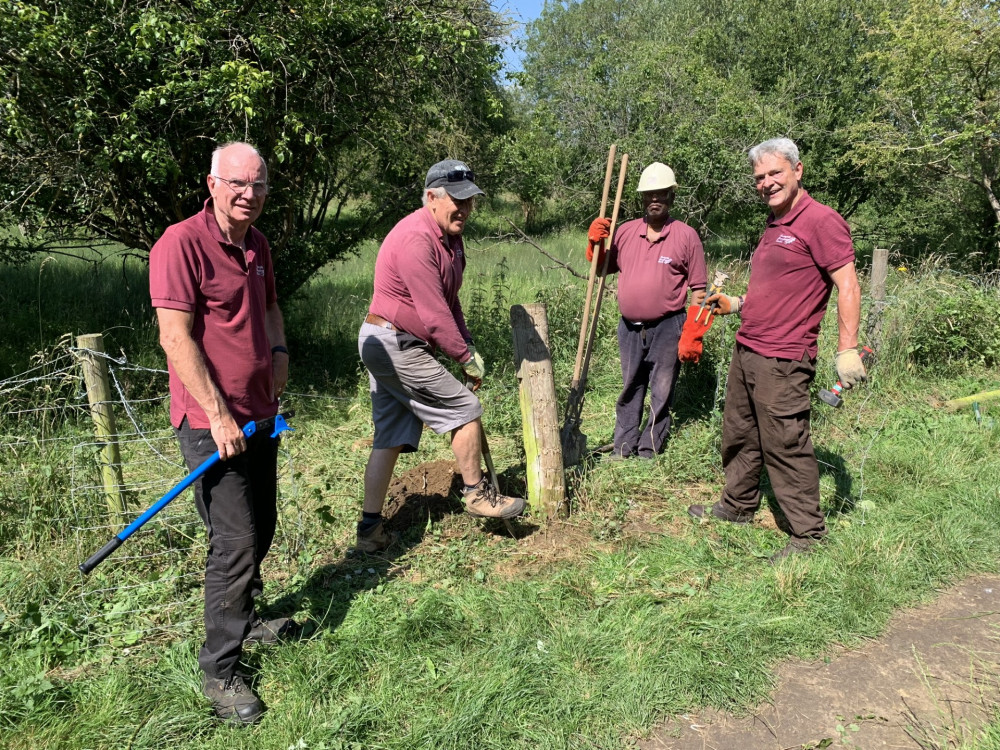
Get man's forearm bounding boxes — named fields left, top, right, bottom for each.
left=834, top=279, right=861, bottom=351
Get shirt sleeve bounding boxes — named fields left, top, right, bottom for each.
left=686, top=231, right=708, bottom=291
left=149, top=227, right=199, bottom=312
left=811, top=210, right=855, bottom=272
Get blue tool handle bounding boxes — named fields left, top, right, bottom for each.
left=79, top=412, right=293, bottom=575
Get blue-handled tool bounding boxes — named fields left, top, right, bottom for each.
left=79, top=411, right=294, bottom=575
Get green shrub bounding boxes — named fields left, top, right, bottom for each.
left=883, top=269, right=1000, bottom=374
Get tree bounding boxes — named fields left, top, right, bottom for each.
left=0, top=0, right=507, bottom=294
left=856, top=0, right=1000, bottom=260
left=505, top=0, right=894, bottom=245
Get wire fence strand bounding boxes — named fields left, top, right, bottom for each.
left=1, top=340, right=299, bottom=650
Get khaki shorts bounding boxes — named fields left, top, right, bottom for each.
left=358, top=322, right=482, bottom=452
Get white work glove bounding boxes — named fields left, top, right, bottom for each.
left=706, top=293, right=743, bottom=315
left=462, top=346, right=485, bottom=380
left=835, top=349, right=867, bottom=389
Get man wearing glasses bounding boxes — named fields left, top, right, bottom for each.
left=150, top=141, right=292, bottom=724
left=356, top=159, right=526, bottom=554
left=587, top=162, right=708, bottom=460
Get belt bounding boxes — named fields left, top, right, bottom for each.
left=365, top=312, right=396, bottom=330
left=625, top=309, right=683, bottom=329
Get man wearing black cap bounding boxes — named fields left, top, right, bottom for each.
left=355, top=159, right=526, bottom=552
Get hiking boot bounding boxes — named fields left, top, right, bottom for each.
left=201, top=673, right=265, bottom=724
left=687, top=502, right=754, bottom=525
left=769, top=536, right=823, bottom=564
left=245, top=615, right=300, bottom=645
left=462, top=477, right=526, bottom=519
left=355, top=519, right=399, bottom=553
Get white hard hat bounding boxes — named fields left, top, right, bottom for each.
left=637, top=162, right=678, bottom=192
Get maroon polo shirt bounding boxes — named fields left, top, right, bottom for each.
left=607, top=217, right=707, bottom=322
left=737, top=191, right=855, bottom=360
left=149, top=199, right=278, bottom=429
left=369, top=206, right=474, bottom=361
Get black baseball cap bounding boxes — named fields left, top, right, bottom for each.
left=424, top=159, right=485, bottom=200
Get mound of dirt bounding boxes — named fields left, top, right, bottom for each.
left=381, top=459, right=464, bottom=531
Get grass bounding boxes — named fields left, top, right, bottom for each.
left=2, top=217, right=1000, bottom=749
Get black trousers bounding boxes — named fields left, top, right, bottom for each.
left=614, top=311, right=684, bottom=457
left=176, top=420, right=279, bottom=679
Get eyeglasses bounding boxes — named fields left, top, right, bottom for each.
left=446, top=169, right=475, bottom=183
left=212, top=175, right=269, bottom=195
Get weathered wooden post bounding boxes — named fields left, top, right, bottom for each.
left=76, top=333, right=126, bottom=519
left=867, top=248, right=889, bottom=352
left=510, top=303, right=567, bottom=518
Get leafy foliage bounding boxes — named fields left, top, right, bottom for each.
left=0, top=0, right=507, bottom=295
left=503, top=0, right=1000, bottom=264
left=855, top=0, right=1000, bottom=262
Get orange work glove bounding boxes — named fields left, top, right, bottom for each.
left=586, top=217, right=611, bottom=265
left=588, top=217, right=611, bottom=243
left=677, top=305, right=715, bottom=364
left=586, top=239, right=607, bottom=265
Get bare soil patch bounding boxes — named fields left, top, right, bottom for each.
left=640, top=576, right=1000, bottom=750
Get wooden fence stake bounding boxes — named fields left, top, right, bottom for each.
left=510, top=303, right=567, bottom=518
left=76, top=333, right=126, bottom=519
left=867, top=248, right=889, bottom=352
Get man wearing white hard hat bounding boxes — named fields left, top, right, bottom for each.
left=587, top=162, right=707, bottom=459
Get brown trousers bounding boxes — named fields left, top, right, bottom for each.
left=719, top=344, right=827, bottom=539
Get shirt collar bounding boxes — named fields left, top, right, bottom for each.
left=767, top=190, right=814, bottom=226
left=419, top=206, right=458, bottom=251
left=201, top=198, right=257, bottom=251
left=640, top=217, right=673, bottom=241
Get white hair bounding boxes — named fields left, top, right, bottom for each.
left=749, top=138, right=800, bottom=169
left=211, top=142, right=267, bottom=179
left=422, top=186, right=447, bottom=206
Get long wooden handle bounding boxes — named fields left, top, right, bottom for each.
left=571, top=144, right=617, bottom=388
left=580, top=153, right=630, bottom=382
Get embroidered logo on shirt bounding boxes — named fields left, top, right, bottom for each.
left=256, top=264, right=265, bottom=277
left=775, top=234, right=798, bottom=245
left=658, top=256, right=673, bottom=265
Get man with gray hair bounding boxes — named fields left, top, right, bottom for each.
left=356, top=159, right=525, bottom=554
left=150, top=142, right=294, bottom=723
left=689, top=137, right=866, bottom=561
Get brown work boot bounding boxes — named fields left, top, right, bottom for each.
left=769, top=536, right=823, bottom=564
left=687, top=502, right=754, bottom=525
left=245, top=615, right=300, bottom=645
left=201, top=672, right=265, bottom=724
left=462, top=477, right=526, bottom=519
left=355, top=519, right=398, bottom=553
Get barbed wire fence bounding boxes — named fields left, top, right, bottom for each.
left=0, top=333, right=301, bottom=650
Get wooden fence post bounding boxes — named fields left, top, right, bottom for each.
left=76, top=333, right=126, bottom=519
left=867, top=248, right=889, bottom=352
left=510, top=303, right=567, bottom=518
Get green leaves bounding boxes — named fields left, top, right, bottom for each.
left=0, top=0, right=507, bottom=296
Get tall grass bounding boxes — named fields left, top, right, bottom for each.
left=1, top=221, right=999, bottom=749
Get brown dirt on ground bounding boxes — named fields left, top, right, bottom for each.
left=639, top=576, right=1000, bottom=750
left=381, top=458, right=465, bottom=531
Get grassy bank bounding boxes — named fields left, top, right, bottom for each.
left=2, top=226, right=1000, bottom=749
